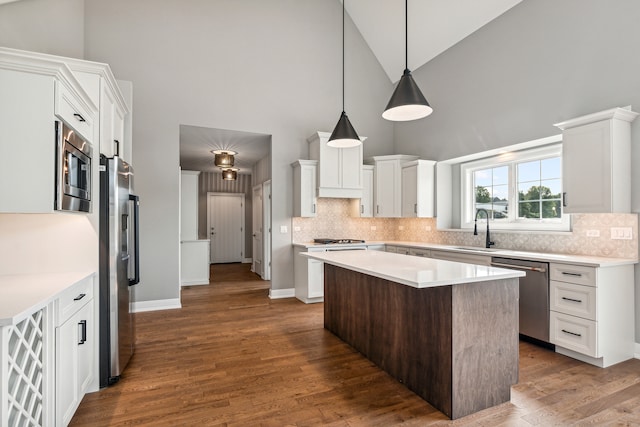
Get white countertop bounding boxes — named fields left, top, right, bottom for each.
left=293, top=240, right=637, bottom=267
left=0, top=271, right=94, bottom=327
left=302, top=250, right=524, bottom=288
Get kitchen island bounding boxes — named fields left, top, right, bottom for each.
left=302, top=250, right=525, bottom=419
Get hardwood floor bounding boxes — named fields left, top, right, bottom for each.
left=71, top=263, right=640, bottom=426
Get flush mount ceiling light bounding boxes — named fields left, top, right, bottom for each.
left=382, top=0, right=433, bottom=122
left=328, top=0, right=361, bottom=148
left=212, top=150, right=237, bottom=168
left=222, top=168, right=238, bottom=181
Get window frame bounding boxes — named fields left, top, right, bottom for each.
left=460, top=139, right=570, bottom=232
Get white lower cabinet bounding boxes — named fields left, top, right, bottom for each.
left=55, top=276, right=95, bottom=426
left=549, top=262, right=634, bottom=367
left=294, top=247, right=326, bottom=303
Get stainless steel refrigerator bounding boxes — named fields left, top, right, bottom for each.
left=99, top=154, right=140, bottom=387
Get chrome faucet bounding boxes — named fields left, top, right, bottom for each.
left=474, top=208, right=495, bottom=249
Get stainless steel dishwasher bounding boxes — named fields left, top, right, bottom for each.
left=491, top=257, right=551, bottom=344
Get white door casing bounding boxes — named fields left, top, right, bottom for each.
left=252, top=184, right=263, bottom=276
left=207, top=193, right=244, bottom=263
left=262, top=180, right=272, bottom=280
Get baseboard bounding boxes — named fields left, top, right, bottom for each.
left=635, top=342, right=640, bottom=359
left=132, top=298, right=182, bottom=313
left=269, top=288, right=295, bottom=299
left=243, top=258, right=252, bottom=264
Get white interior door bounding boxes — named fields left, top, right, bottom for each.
left=262, top=180, right=272, bottom=280
left=252, top=184, right=263, bottom=276
left=208, top=193, right=244, bottom=263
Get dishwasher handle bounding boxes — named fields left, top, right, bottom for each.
left=490, top=261, right=546, bottom=273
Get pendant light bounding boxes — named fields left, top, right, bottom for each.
left=382, top=0, right=432, bottom=122
left=222, top=168, right=238, bottom=181
left=212, top=150, right=236, bottom=168
left=328, top=0, right=361, bottom=148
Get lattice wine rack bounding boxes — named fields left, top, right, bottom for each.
left=5, top=309, right=45, bottom=426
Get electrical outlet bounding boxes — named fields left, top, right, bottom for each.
left=398, top=225, right=405, bottom=230
left=293, top=226, right=301, bottom=232
left=585, top=229, right=600, bottom=237
left=424, top=225, right=432, bottom=231
left=370, top=226, right=377, bottom=231
left=610, top=227, right=632, bottom=240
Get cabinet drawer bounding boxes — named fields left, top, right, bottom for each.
left=550, top=263, right=596, bottom=287
left=55, top=80, right=95, bottom=143
left=56, top=275, right=94, bottom=326
left=550, top=311, right=598, bottom=357
left=550, top=280, right=597, bottom=321
left=408, top=248, right=430, bottom=257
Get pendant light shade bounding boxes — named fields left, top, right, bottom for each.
left=328, top=0, right=361, bottom=148
left=382, top=69, right=432, bottom=121
left=222, top=168, right=238, bottom=181
left=328, top=111, right=361, bottom=148
left=383, top=0, right=432, bottom=122
left=212, top=150, right=236, bottom=168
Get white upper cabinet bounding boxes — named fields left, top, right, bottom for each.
left=0, top=49, right=97, bottom=214
left=555, top=107, right=638, bottom=213
left=350, top=165, right=374, bottom=218
left=307, top=131, right=365, bottom=198
left=68, top=60, right=129, bottom=160
left=401, top=160, right=436, bottom=218
left=368, top=155, right=418, bottom=218
left=292, top=160, right=318, bottom=217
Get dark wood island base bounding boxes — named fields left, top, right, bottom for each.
left=323, top=264, right=519, bottom=420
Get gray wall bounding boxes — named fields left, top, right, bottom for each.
left=0, top=0, right=85, bottom=58
left=80, top=0, right=394, bottom=302
left=394, top=0, right=640, bottom=342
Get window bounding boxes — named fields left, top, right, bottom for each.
left=461, top=140, right=569, bottom=231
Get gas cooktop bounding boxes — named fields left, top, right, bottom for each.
left=313, top=238, right=366, bottom=244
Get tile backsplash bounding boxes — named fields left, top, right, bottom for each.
left=292, top=198, right=638, bottom=259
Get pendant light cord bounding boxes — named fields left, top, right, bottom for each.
left=405, top=0, right=408, bottom=71
left=342, top=0, right=346, bottom=112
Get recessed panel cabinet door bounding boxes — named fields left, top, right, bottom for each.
left=341, top=146, right=363, bottom=190
left=562, top=121, right=611, bottom=213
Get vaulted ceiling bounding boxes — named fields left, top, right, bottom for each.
left=174, top=0, right=524, bottom=173
left=345, top=0, right=522, bottom=82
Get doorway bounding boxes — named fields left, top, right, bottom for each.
left=207, top=192, right=245, bottom=263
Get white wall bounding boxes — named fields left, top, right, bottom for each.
left=80, top=0, right=394, bottom=302
left=394, top=0, right=640, bottom=342
left=0, top=0, right=85, bottom=58
left=0, top=214, right=98, bottom=275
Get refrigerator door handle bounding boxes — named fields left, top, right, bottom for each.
left=129, top=194, right=140, bottom=286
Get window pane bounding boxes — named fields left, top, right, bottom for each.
left=474, top=169, right=492, bottom=187
left=541, top=157, right=561, bottom=179
left=540, top=179, right=562, bottom=199
left=518, top=161, right=540, bottom=183
left=493, top=166, right=508, bottom=185
left=518, top=183, right=540, bottom=201
left=542, top=200, right=561, bottom=218
left=519, top=201, right=540, bottom=219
